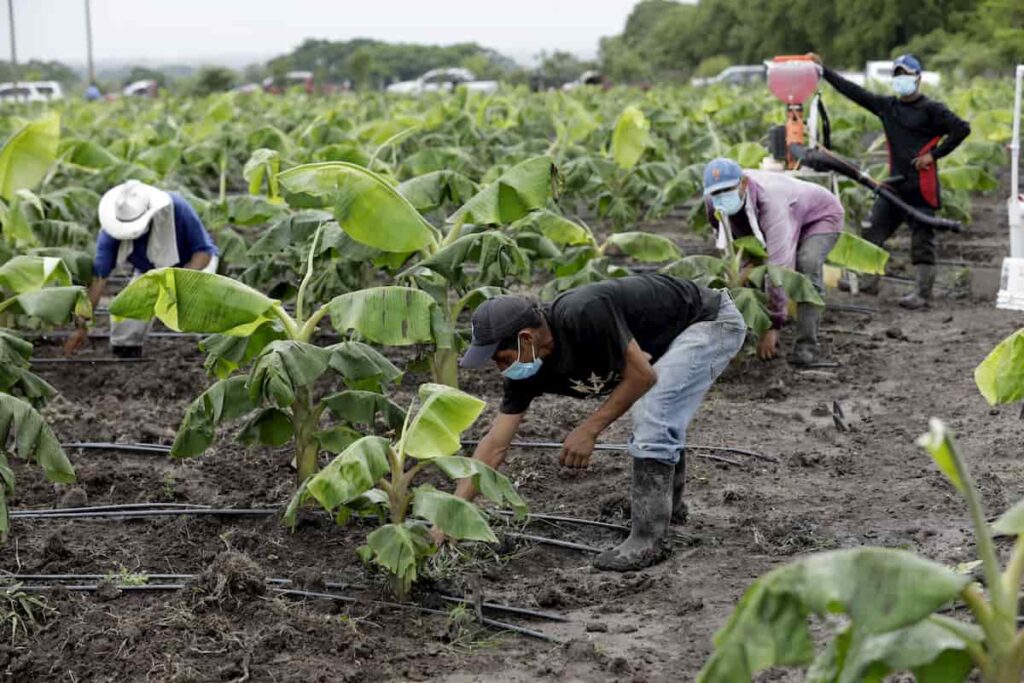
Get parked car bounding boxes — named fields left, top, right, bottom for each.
left=562, top=70, right=607, bottom=91
left=0, top=80, right=64, bottom=103
left=262, top=71, right=315, bottom=95
left=386, top=68, right=498, bottom=95
left=123, top=80, right=158, bottom=98
left=691, top=65, right=766, bottom=87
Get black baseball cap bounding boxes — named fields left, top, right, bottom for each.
left=460, top=296, right=540, bottom=369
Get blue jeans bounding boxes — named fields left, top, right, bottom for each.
left=628, top=292, right=746, bottom=464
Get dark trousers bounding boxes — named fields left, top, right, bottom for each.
left=864, top=195, right=936, bottom=266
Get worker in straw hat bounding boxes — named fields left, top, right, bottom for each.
left=64, top=180, right=219, bottom=357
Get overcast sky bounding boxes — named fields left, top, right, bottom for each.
left=0, top=0, right=643, bottom=67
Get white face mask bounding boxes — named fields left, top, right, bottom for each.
left=892, top=75, right=918, bottom=97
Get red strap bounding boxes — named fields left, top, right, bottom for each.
left=918, top=136, right=942, bottom=208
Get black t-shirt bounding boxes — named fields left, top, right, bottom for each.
left=500, top=274, right=721, bottom=414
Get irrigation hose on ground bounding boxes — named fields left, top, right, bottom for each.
left=63, top=440, right=778, bottom=464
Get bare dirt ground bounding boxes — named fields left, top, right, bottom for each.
left=3, top=189, right=1022, bottom=682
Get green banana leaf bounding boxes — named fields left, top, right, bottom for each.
left=171, top=376, right=258, bottom=457
left=405, top=231, right=529, bottom=288
left=324, top=341, right=403, bottom=393
left=448, top=156, right=558, bottom=226
left=322, top=390, right=406, bottom=431
left=247, top=341, right=329, bottom=408
left=730, top=287, right=771, bottom=337
left=973, top=328, right=1024, bottom=406
left=698, top=548, right=969, bottom=682
left=238, top=408, right=294, bottom=447
left=243, top=148, right=282, bottom=202
left=431, top=455, right=527, bottom=515
left=0, top=112, right=60, bottom=202
left=827, top=233, right=889, bottom=275
left=804, top=618, right=977, bottom=683
left=601, top=232, right=680, bottom=262
left=397, top=170, right=478, bottom=213
left=307, top=435, right=391, bottom=511
left=412, top=485, right=497, bottom=542
left=748, top=265, right=825, bottom=306
left=326, top=286, right=451, bottom=348
left=0, top=255, right=72, bottom=293
left=512, top=209, right=596, bottom=247
left=109, top=268, right=280, bottom=336
left=610, top=106, right=649, bottom=170
left=359, top=523, right=432, bottom=597
left=400, top=383, right=485, bottom=461
left=278, top=162, right=438, bottom=253
left=915, top=418, right=965, bottom=494
left=0, top=286, right=90, bottom=325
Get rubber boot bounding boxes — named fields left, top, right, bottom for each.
left=593, top=458, right=673, bottom=571
left=899, top=264, right=936, bottom=310
left=789, top=304, right=835, bottom=367
left=671, top=452, right=688, bottom=525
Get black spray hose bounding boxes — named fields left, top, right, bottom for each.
left=792, top=145, right=964, bottom=233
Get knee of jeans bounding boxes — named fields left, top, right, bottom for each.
left=628, top=440, right=681, bottom=464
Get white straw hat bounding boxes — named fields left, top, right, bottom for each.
left=98, top=180, right=171, bottom=241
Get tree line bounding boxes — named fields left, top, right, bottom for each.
left=599, top=0, right=1024, bottom=83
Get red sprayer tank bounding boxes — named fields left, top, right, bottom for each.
left=766, top=56, right=820, bottom=105
left=766, top=56, right=821, bottom=168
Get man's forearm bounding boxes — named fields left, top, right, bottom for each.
left=85, top=278, right=107, bottom=316
left=185, top=251, right=213, bottom=270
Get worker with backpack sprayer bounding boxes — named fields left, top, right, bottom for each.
left=809, top=53, right=971, bottom=309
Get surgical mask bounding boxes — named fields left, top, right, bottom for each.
left=712, top=189, right=744, bottom=216
left=501, top=337, right=543, bottom=381
left=892, top=75, right=918, bottom=97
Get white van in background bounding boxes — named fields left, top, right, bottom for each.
left=0, top=81, right=64, bottom=103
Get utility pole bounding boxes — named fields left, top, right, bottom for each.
left=84, top=0, right=95, bottom=84
left=6, top=0, right=18, bottom=99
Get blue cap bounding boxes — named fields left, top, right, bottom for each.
left=893, top=54, right=922, bottom=75
left=703, top=158, right=743, bottom=195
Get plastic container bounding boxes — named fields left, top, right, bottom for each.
left=767, top=57, right=820, bottom=105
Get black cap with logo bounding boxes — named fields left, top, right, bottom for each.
left=459, top=296, right=540, bottom=368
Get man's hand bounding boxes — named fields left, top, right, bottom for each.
left=912, top=152, right=935, bottom=170
left=560, top=425, right=596, bottom=469
left=757, top=329, right=779, bottom=360
left=806, top=52, right=823, bottom=66
left=63, top=326, right=89, bottom=356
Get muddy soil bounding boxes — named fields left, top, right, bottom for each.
left=3, top=187, right=1023, bottom=682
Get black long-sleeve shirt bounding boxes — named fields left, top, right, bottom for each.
left=822, top=67, right=971, bottom=208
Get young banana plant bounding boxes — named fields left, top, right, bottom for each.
left=295, top=382, right=526, bottom=599
left=108, top=225, right=444, bottom=488
left=276, top=156, right=559, bottom=388
left=0, top=255, right=91, bottom=540
left=699, top=418, right=1024, bottom=683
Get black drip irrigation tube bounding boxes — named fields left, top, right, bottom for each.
left=461, top=438, right=777, bottom=465
left=31, top=357, right=153, bottom=365
left=825, top=302, right=879, bottom=316
left=0, top=574, right=563, bottom=642
left=64, top=440, right=778, bottom=465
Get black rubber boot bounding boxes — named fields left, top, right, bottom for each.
left=671, top=452, right=688, bottom=525
left=899, top=265, right=936, bottom=310
left=111, top=345, right=143, bottom=359
left=593, top=458, right=673, bottom=571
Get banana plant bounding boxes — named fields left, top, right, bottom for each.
left=297, top=382, right=526, bottom=599
left=108, top=226, right=446, bottom=488
left=277, top=157, right=558, bottom=388
left=700, top=418, right=1024, bottom=683
left=0, top=254, right=91, bottom=541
